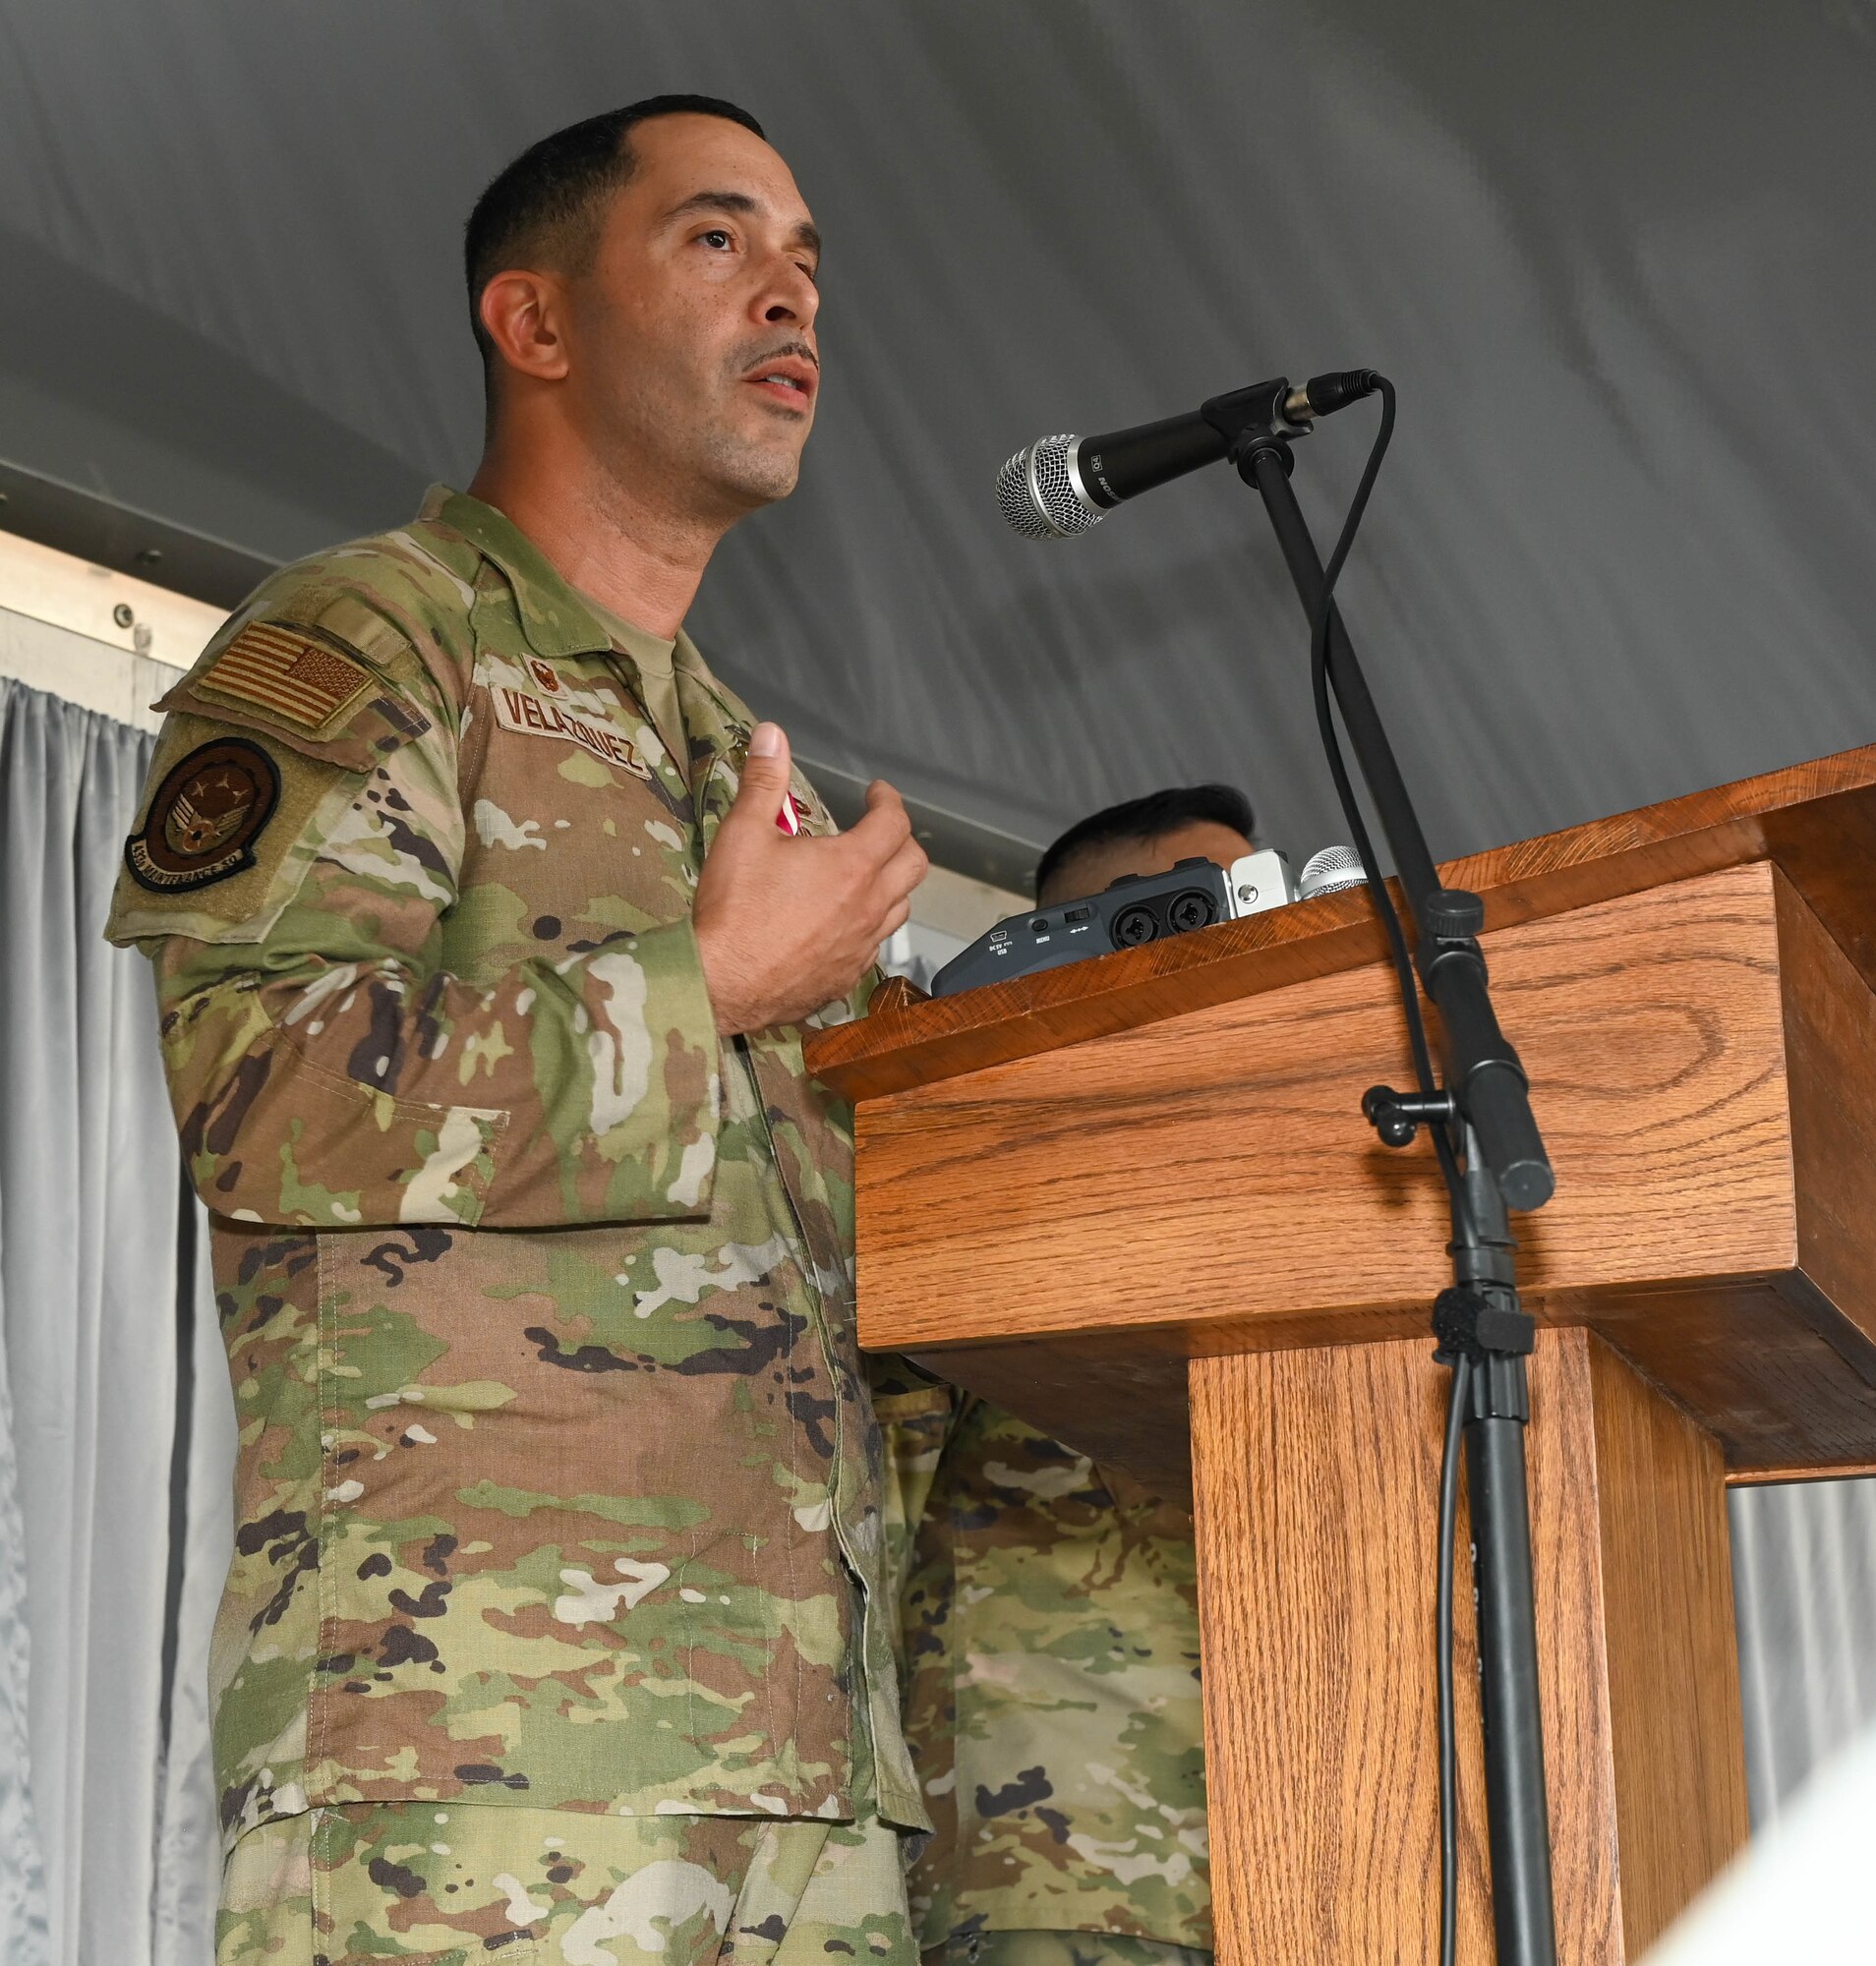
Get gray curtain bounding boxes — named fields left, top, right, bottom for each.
left=0, top=1172, right=50, bottom=1966
left=1730, top=1480, right=1876, bottom=1822
left=0, top=674, right=229, bottom=1966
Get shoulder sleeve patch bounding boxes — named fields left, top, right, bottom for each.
left=105, top=712, right=363, bottom=947
left=125, top=736, right=280, bottom=893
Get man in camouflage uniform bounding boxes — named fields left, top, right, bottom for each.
left=895, top=790, right=1260, bottom=1966
left=105, top=97, right=930, bottom=1966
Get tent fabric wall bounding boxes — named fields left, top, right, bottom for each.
left=1, top=1, right=1874, bottom=874
left=0, top=672, right=227, bottom=1966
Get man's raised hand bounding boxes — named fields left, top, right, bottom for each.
left=692, top=723, right=928, bottom=1036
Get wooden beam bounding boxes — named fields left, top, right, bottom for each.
left=811, top=745, right=1876, bottom=1100
left=856, top=863, right=1876, bottom=1475
left=1191, top=1329, right=1745, bottom=1966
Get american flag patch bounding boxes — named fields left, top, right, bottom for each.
left=193, top=620, right=374, bottom=732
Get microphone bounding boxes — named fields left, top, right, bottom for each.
left=1298, top=843, right=1368, bottom=899
left=997, top=372, right=1379, bottom=541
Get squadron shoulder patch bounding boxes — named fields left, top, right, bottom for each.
left=192, top=619, right=375, bottom=733
left=125, top=738, right=281, bottom=893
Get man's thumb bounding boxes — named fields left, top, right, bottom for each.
left=735, top=722, right=792, bottom=809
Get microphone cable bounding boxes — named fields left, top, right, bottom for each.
left=1435, top=1351, right=1471, bottom=1966
left=1300, top=375, right=1468, bottom=1966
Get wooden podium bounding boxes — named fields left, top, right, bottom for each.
left=805, top=747, right=1876, bottom=1966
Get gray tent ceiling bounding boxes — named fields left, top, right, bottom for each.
left=4, top=1, right=1874, bottom=885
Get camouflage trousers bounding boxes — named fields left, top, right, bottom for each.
left=925, top=1936, right=1211, bottom=1966
left=218, top=1800, right=916, bottom=1966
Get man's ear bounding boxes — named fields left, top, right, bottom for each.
left=478, top=268, right=572, bottom=384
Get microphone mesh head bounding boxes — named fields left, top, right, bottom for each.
left=1298, top=844, right=1368, bottom=899
left=996, top=436, right=1106, bottom=541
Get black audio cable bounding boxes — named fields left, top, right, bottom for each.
left=1303, top=376, right=1468, bottom=1966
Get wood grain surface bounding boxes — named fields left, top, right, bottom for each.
left=858, top=863, right=1792, bottom=1344
left=1780, top=873, right=1876, bottom=1349
left=916, top=1269, right=1876, bottom=1499
left=809, top=746, right=1876, bottom=1101
left=1192, top=1329, right=1743, bottom=1966
left=1729, top=1459, right=1876, bottom=1486
left=852, top=859, right=1876, bottom=1481
left=1582, top=1339, right=1747, bottom=1954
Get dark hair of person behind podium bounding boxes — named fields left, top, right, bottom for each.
left=1034, top=783, right=1257, bottom=907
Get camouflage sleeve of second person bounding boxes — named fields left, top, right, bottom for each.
left=105, top=581, right=723, bottom=1233
left=864, top=1355, right=965, bottom=1655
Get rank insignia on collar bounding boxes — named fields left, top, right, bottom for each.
left=125, top=738, right=281, bottom=892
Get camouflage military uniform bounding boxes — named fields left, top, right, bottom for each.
left=887, top=1390, right=1209, bottom=1966
left=216, top=1737, right=909, bottom=1966
left=104, top=486, right=923, bottom=1959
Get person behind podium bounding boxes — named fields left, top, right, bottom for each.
left=895, top=785, right=1255, bottom=1966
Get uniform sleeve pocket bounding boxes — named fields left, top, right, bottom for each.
left=185, top=1042, right=505, bottom=1230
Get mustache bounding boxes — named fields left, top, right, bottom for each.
left=733, top=336, right=819, bottom=376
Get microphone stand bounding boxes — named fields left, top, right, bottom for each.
left=1201, top=382, right=1559, bottom=1966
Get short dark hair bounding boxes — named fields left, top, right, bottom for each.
left=463, top=94, right=767, bottom=365
left=1034, top=783, right=1257, bottom=902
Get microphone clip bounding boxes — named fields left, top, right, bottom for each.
left=1202, top=371, right=1385, bottom=483
left=1200, top=378, right=1309, bottom=484
left=1362, top=1083, right=1457, bottom=1149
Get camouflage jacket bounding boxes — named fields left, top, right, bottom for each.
left=891, top=1392, right=1209, bottom=1949
left=104, top=485, right=925, bottom=1849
